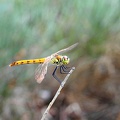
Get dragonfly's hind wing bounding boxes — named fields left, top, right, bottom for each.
left=35, top=57, right=51, bottom=83
left=54, top=42, right=78, bottom=55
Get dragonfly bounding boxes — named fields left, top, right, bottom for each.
left=9, top=43, right=78, bottom=84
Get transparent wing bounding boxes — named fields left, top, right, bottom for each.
left=35, top=43, right=78, bottom=83
left=53, top=42, right=78, bottom=55
left=35, top=57, right=51, bottom=83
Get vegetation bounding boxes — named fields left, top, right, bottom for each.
left=0, top=0, right=120, bottom=119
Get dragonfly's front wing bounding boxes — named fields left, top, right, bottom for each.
left=54, top=42, right=78, bottom=55
left=35, top=57, right=51, bottom=83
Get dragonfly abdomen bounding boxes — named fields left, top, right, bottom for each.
left=9, top=58, right=45, bottom=67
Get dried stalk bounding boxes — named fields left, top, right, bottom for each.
left=41, top=67, right=75, bottom=120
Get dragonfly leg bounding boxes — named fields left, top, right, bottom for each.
left=52, top=66, right=62, bottom=84
left=62, top=65, right=71, bottom=69
left=60, top=65, right=71, bottom=74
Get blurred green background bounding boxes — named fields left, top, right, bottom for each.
left=0, top=0, right=120, bottom=120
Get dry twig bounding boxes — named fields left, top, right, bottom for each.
left=41, top=67, right=75, bottom=120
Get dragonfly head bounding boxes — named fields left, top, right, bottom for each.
left=62, top=56, right=70, bottom=65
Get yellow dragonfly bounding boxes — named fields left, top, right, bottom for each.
left=9, top=43, right=78, bottom=84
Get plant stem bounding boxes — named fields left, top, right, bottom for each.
left=41, top=67, right=75, bottom=120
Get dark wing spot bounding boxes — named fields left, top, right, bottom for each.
left=21, top=62, right=24, bottom=64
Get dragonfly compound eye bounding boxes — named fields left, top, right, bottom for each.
left=62, top=56, right=70, bottom=64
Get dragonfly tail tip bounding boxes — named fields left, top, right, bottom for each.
left=9, top=64, right=12, bottom=67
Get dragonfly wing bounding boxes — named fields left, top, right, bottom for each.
left=54, top=42, right=78, bottom=55
left=35, top=57, right=51, bottom=83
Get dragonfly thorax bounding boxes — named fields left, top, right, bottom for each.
left=51, top=55, right=70, bottom=66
